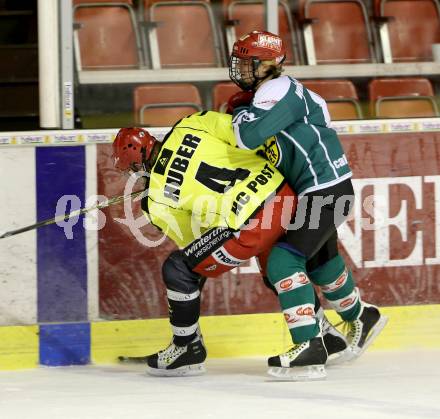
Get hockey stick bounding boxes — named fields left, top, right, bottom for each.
left=0, top=190, right=145, bottom=239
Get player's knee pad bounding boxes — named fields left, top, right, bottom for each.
left=308, top=254, right=355, bottom=301
left=162, top=250, right=201, bottom=295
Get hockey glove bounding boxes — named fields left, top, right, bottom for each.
left=225, top=91, right=254, bottom=114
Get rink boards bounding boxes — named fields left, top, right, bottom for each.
left=1, top=119, right=440, bottom=369
left=1, top=304, right=440, bottom=370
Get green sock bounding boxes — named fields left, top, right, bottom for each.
left=308, top=254, right=361, bottom=321
left=267, top=246, right=319, bottom=343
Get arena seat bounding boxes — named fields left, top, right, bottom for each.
left=374, top=0, right=440, bottom=62
left=301, top=79, right=363, bottom=120
left=133, top=83, right=203, bottom=126
left=369, top=78, right=439, bottom=117
left=300, top=0, right=376, bottom=64
left=223, top=0, right=302, bottom=64
left=73, top=0, right=143, bottom=70
left=212, top=82, right=242, bottom=112
left=142, top=0, right=224, bottom=69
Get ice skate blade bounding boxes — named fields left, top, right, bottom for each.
left=352, top=315, right=389, bottom=358
left=147, top=363, right=206, bottom=377
left=326, top=348, right=355, bottom=366
left=267, top=365, right=326, bottom=381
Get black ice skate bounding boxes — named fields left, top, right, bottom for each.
left=321, top=314, right=353, bottom=365
left=345, top=303, right=388, bottom=358
left=267, top=335, right=328, bottom=381
left=146, top=335, right=207, bottom=377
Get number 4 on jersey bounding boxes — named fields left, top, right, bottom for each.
left=195, top=162, right=250, bottom=193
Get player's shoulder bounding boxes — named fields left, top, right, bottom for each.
left=253, top=76, right=293, bottom=110
left=202, top=110, right=232, bottom=125
left=177, top=111, right=232, bottom=131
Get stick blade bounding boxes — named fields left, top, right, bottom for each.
left=118, top=355, right=150, bottom=364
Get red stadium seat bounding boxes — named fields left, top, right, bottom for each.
left=301, top=79, right=363, bottom=120
left=212, top=82, right=242, bottom=112
left=374, top=0, right=440, bottom=62
left=223, top=0, right=302, bottom=64
left=300, top=0, right=376, bottom=64
left=73, top=0, right=143, bottom=70
left=369, top=78, right=439, bottom=117
left=133, top=83, right=203, bottom=126
left=142, top=0, right=224, bottom=68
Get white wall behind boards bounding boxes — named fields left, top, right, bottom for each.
left=0, top=148, right=37, bottom=325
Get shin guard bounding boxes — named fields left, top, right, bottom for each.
left=163, top=251, right=202, bottom=345
left=308, top=254, right=361, bottom=321
left=267, top=246, right=319, bottom=343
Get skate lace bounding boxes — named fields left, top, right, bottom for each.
left=158, top=343, right=186, bottom=364
left=285, top=342, right=308, bottom=359
left=321, top=316, right=333, bottom=334
left=342, top=320, right=362, bottom=344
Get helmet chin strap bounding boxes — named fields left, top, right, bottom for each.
left=138, top=147, right=151, bottom=189
left=249, top=58, right=262, bottom=91
left=140, top=146, right=151, bottom=174
left=253, top=61, right=284, bottom=90
left=140, top=147, right=146, bottom=166
left=252, top=64, right=272, bottom=91
left=255, top=72, right=275, bottom=89
left=142, top=142, right=161, bottom=173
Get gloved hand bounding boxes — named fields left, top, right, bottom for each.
left=225, top=91, right=254, bottom=114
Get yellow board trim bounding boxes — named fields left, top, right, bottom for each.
left=0, top=325, right=39, bottom=370
left=2, top=305, right=439, bottom=369
left=91, top=304, right=440, bottom=364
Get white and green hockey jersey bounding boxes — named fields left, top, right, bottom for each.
left=232, top=75, right=352, bottom=196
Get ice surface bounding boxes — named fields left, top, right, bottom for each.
left=0, top=351, right=439, bottom=419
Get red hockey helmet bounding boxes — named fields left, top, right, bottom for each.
left=229, top=31, right=286, bottom=91
left=112, top=127, right=157, bottom=172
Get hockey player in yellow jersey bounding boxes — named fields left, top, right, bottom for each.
left=142, top=112, right=286, bottom=248
left=112, top=111, right=299, bottom=377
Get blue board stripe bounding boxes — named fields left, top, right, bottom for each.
left=39, top=323, right=90, bottom=366
left=36, top=147, right=87, bottom=322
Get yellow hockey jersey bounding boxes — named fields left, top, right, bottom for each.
left=144, top=111, right=285, bottom=247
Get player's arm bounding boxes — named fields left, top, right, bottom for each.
left=232, top=77, right=308, bottom=150
left=146, top=200, right=197, bottom=248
